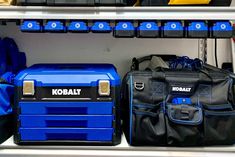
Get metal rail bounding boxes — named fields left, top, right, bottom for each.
left=0, top=6, right=235, bottom=20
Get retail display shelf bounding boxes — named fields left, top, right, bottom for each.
left=0, top=6, right=235, bottom=20
left=0, top=135, right=235, bottom=157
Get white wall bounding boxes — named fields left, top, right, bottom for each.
left=0, top=23, right=232, bottom=77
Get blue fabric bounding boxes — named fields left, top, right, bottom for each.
left=0, top=83, right=13, bottom=115
left=1, top=72, right=14, bottom=84
left=0, top=37, right=27, bottom=116
left=0, top=37, right=26, bottom=74
left=0, top=72, right=14, bottom=115
left=3, top=38, right=20, bottom=73
left=18, top=52, right=27, bottom=71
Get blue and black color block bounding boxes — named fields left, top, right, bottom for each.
left=210, top=21, right=233, bottom=38
left=21, top=20, right=42, bottom=32
left=91, top=21, right=112, bottom=33
left=44, top=21, right=66, bottom=33
left=186, top=21, right=208, bottom=38
left=137, top=21, right=160, bottom=38
left=113, top=21, right=135, bottom=38
left=162, top=21, right=184, bottom=38
left=68, top=21, right=89, bottom=33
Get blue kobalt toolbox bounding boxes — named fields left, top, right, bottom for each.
left=14, top=64, right=121, bottom=145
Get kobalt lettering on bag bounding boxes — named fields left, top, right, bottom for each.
left=172, top=87, right=192, bottom=92
left=52, top=89, right=81, bottom=96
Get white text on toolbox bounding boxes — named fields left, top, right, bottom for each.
left=52, top=89, right=82, bottom=96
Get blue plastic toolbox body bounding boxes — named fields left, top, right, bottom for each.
left=19, top=128, right=114, bottom=141
left=19, top=115, right=114, bottom=127
left=14, top=64, right=121, bottom=145
left=19, top=102, right=114, bottom=115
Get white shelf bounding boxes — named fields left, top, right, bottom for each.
left=0, top=135, right=235, bottom=157
left=0, top=6, right=235, bottom=20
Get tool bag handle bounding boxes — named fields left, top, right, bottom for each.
left=152, top=67, right=213, bottom=84
left=131, top=54, right=177, bottom=71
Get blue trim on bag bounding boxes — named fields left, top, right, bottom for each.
left=129, top=75, right=133, bottom=145
left=162, top=101, right=166, bottom=114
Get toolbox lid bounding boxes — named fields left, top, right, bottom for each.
left=14, top=64, right=120, bottom=87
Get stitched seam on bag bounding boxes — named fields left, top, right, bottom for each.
left=204, top=104, right=233, bottom=110
left=205, top=110, right=235, bottom=116
left=129, top=74, right=133, bottom=144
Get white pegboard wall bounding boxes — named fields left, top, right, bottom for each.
left=0, top=24, right=231, bottom=76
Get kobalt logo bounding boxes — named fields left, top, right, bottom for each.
left=52, top=89, right=81, bottom=96
left=172, top=87, right=191, bottom=92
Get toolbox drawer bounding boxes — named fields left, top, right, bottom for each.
left=19, top=102, right=114, bottom=115
left=19, top=128, right=114, bottom=141
left=19, top=115, right=114, bottom=128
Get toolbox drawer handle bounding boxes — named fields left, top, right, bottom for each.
left=46, top=133, right=87, bottom=141
left=47, top=107, right=87, bottom=115
left=46, top=120, right=87, bottom=128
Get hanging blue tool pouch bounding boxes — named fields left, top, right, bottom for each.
left=0, top=37, right=26, bottom=144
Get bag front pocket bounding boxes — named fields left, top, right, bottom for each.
left=166, top=104, right=203, bottom=146
left=204, top=109, right=235, bottom=145
left=130, top=104, right=166, bottom=146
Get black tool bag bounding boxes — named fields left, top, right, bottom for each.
left=140, top=0, right=232, bottom=6
left=121, top=55, right=235, bottom=146
left=0, top=78, right=14, bottom=144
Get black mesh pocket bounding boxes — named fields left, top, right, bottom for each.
left=130, top=104, right=166, bottom=146
left=204, top=110, right=235, bottom=145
